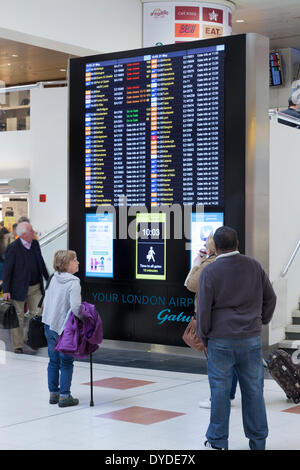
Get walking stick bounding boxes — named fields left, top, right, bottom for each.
left=90, top=352, right=94, bottom=407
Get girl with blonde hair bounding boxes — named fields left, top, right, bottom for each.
left=42, top=250, right=82, bottom=408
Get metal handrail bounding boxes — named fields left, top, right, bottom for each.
left=39, top=222, right=68, bottom=248
left=281, top=240, right=300, bottom=277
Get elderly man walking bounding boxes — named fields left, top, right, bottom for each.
left=3, top=222, right=49, bottom=353
left=197, top=226, right=276, bottom=451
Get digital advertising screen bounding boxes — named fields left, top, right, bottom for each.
left=69, top=34, right=247, bottom=346
left=190, top=212, right=224, bottom=268
left=136, top=213, right=166, bottom=280
left=85, top=213, right=114, bottom=278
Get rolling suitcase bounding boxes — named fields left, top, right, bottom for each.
left=267, top=349, right=300, bottom=404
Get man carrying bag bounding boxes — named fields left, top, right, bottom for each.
left=2, top=222, right=49, bottom=353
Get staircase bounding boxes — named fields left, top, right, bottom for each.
left=278, top=304, right=300, bottom=351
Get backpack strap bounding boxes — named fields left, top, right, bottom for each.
left=45, top=273, right=54, bottom=290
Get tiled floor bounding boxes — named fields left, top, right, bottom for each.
left=83, top=377, right=155, bottom=389
left=1, top=347, right=300, bottom=451
left=97, top=406, right=186, bottom=425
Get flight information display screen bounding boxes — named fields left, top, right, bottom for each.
left=269, top=51, right=283, bottom=86
left=84, top=44, right=225, bottom=208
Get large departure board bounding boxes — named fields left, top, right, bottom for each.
left=84, top=44, right=225, bottom=208
left=69, top=35, right=247, bottom=347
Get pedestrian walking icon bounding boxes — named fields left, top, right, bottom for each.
left=146, top=246, right=156, bottom=263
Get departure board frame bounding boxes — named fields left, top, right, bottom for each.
left=68, top=34, right=246, bottom=347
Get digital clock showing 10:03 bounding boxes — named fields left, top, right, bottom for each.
left=142, top=227, right=161, bottom=237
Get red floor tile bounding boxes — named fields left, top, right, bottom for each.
left=82, top=376, right=155, bottom=390
left=282, top=405, right=300, bottom=414
left=97, top=406, right=185, bottom=425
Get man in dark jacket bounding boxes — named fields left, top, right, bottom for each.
left=3, top=222, right=49, bottom=353
left=197, top=226, right=276, bottom=451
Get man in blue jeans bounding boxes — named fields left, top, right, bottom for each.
left=197, top=226, right=276, bottom=450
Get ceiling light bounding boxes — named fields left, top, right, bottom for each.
left=235, top=19, right=245, bottom=23
left=7, top=63, right=11, bottom=66
left=11, top=54, right=18, bottom=58
left=60, top=68, right=67, bottom=72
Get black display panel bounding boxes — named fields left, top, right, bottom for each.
left=69, top=35, right=246, bottom=347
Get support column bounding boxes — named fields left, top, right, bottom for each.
left=142, top=0, right=235, bottom=47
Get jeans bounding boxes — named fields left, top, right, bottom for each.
left=206, top=336, right=268, bottom=450
left=204, top=350, right=238, bottom=399
left=44, top=325, right=74, bottom=397
left=230, top=370, right=238, bottom=399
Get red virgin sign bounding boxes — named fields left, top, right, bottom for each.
left=202, top=7, right=223, bottom=24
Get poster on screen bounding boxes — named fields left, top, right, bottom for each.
left=143, top=1, right=232, bottom=47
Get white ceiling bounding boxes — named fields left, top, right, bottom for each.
left=1, top=1, right=300, bottom=85
left=232, top=0, right=300, bottom=49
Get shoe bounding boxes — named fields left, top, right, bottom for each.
left=14, top=348, right=23, bottom=354
left=49, top=393, right=60, bottom=405
left=203, top=440, right=225, bottom=450
left=198, top=399, right=211, bottom=409
left=58, top=395, right=79, bottom=408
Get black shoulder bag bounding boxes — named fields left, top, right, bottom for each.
left=0, top=300, right=19, bottom=329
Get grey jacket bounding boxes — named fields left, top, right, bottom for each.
left=196, top=252, right=276, bottom=347
left=42, top=271, right=82, bottom=335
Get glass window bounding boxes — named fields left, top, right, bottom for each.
left=0, top=90, right=30, bottom=131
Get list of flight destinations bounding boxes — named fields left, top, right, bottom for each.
left=85, top=44, right=225, bottom=208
